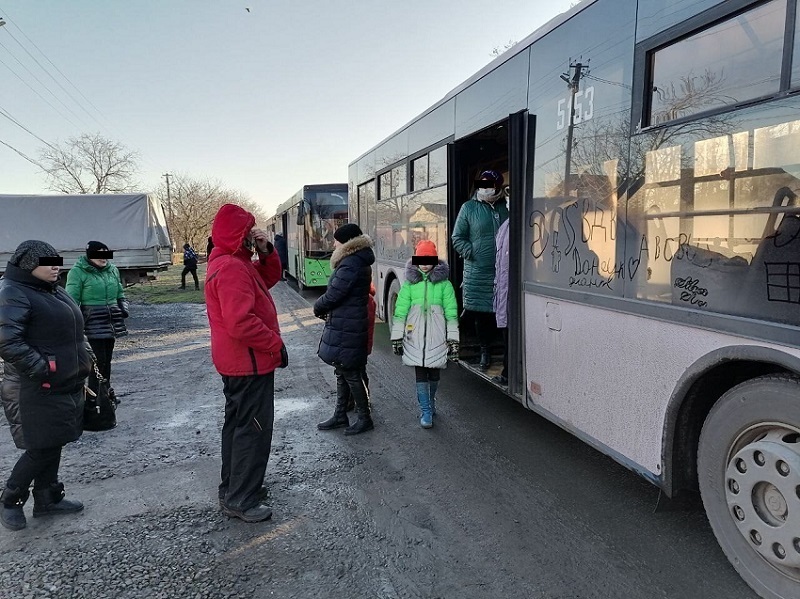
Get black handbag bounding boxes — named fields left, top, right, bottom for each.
left=83, top=363, right=117, bottom=432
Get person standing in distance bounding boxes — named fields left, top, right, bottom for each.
left=180, top=243, right=200, bottom=290
left=205, top=204, right=288, bottom=523
left=314, top=223, right=375, bottom=435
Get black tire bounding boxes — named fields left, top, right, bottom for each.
left=386, top=278, right=401, bottom=329
left=698, top=374, right=800, bottom=599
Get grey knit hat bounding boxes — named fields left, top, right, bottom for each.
left=10, top=240, right=59, bottom=272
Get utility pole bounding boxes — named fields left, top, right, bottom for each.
left=162, top=172, right=173, bottom=222
left=561, top=61, right=585, bottom=197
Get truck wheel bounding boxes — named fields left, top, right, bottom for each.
left=698, top=374, right=800, bottom=599
left=386, top=279, right=401, bottom=329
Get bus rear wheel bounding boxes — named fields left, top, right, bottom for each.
left=698, top=374, right=800, bottom=599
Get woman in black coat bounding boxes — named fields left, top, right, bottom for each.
left=313, top=224, right=375, bottom=436
left=0, top=240, right=91, bottom=531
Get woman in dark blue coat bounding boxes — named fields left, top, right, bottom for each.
left=0, top=240, right=91, bottom=531
left=313, top=224, right=375, bottom=435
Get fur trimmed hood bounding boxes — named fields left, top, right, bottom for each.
left=331, top=234, right=374, bottom=268
left=404, top=259, right=450, bottom=284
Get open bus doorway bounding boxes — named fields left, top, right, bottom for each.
left=447, top=120, right=510, bottom=381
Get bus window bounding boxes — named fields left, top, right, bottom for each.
left=647, top=0, right=786, bottom=126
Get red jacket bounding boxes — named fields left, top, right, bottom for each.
left=205, top=204, right=283, bottom=376
left=367, top=282, right=376, bottom=355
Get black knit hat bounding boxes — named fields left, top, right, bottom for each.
left=334, top=223, right=363, bottom=244
left=86, top=240, right=110, bottom=256
left=10, top=240, right=59, bottom=272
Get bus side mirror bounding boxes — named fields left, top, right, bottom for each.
left=296, top=200, right=311, bottom=226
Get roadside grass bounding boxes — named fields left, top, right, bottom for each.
left=126, top=262, right=207, bottom=304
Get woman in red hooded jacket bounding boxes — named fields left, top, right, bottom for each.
left=205, top=203, right=287, bottom=523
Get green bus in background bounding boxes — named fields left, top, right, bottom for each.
left=267, top=184, right=348, bottom=289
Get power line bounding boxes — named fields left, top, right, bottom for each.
left=0, top=103, right=55, bottom=148
left=0, top=9, right=109, bottom=123
left=0, top=53, right=82, bottom=129
left=2, top=26, right=105, bottom=129
left=0, top=136, right=44, bottom=168
left=0, top=36, right=89, bottom=128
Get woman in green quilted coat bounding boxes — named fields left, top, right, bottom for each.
left=65, top=241, right=129, bottom=405
left=451, top=169, right=508, bottom=371
left=390, top=240, right=459, bottom=429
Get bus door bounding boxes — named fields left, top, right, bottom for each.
left=447, top=119, right=510, bottom=376
left=507, top=110, right=532, bottom=399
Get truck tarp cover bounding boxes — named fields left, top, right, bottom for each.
left=0, top=194, right=170, bottom=252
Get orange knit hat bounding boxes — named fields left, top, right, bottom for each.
left=415, top=240, right=438, bottom=257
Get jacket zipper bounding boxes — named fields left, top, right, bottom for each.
left=248, top=347, right=258, bottom=375
left=421, top=276, right=429, bottom=368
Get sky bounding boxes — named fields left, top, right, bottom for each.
left=0, top=0, right=577, bottom=216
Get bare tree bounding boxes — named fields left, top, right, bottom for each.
left=490, top=40, right=517, bottom=58
left=156, top=174, right=268, bottom=251
left=39, top=133, right=140, bottom=194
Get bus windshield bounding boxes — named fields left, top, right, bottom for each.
left=306, top=191, right=348, bottom=254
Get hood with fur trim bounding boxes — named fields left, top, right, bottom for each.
left=404, top=259, right=450, bottom=284
left=331, top=234, right=374, bottom=268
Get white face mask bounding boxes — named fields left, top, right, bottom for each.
left=477, top=188, right=497, bottom=202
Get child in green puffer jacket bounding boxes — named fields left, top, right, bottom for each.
left=390, top=240, right=459, bottom=429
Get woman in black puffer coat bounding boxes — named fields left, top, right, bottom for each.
left=0, top=240, right=91, bottom=531
left=313, top=224, right=375, bottom=436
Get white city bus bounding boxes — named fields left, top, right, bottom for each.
left=348, top=1, right=800, bottom=597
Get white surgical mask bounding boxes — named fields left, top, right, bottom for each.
left=477, top=188, right=497, bottom=202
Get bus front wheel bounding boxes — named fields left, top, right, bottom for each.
left=698, top=374, right=800, bottom=599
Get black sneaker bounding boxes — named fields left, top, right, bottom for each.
left=492, top=375, right=508, bottom=386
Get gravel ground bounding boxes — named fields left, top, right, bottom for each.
left=0, top=282, right=758, bottom=599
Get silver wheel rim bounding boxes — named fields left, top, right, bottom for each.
left=725, top=423, right=800, bottom=579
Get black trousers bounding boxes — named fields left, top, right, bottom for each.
left=467, top=310, right=497, bottom=347
left=181, top=266, right=199, bottom=288
left=6, top=447, right=62, bottom=495
left=414, top=367, right=441, bottom=382
left=88, top=337, right=115, bottom=394
left=219, top=372, right=274, bottom=511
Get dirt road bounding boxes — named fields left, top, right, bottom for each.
left=0, top=282, right=756, bottom=598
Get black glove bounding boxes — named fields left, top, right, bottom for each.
left=279, top=344, right=289, bottom=368
left=392, top=340, right=404, bottom=356
left=313, top=305, right=327, bottom=320
left=117, top=298, right=130, bottom=319
left=447, top=341, right=459, bottom=362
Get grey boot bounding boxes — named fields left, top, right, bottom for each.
left=1, top=487, right=28, bottom=531
left=32, top=482, right=83, bottom=517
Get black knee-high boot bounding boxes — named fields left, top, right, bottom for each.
left=344, top=370, right=374, bottom=436
left=317, top=371, right=350, bottom=430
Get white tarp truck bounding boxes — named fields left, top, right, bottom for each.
left=0, top=193, right=172, bottom=286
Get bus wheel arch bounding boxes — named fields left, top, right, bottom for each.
left=663, top=347, right=800, bottom=499
left=384, top=274, right=401, bottom=327
left=698, top=374, right=800, bottom=599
